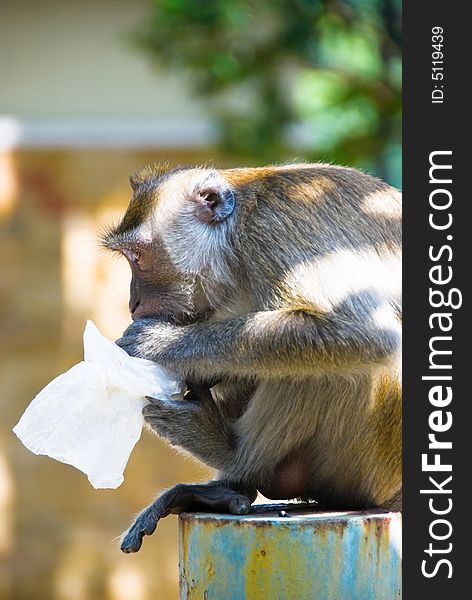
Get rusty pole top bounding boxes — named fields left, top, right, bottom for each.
left=179, top=504, right=402, bottom=600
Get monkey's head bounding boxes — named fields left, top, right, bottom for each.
left=101, top=165, right=237, bottom=323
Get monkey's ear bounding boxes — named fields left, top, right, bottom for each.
left=190, top=185, right=236, bottom=224
left=129, top=174, right=141, bottom=193
left=129, top=163, right=164, bottom=194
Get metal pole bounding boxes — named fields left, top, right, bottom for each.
left=179, top=505, right=401, bottom=600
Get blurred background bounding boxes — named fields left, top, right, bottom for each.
left=0, top=1, right=401, bottom=598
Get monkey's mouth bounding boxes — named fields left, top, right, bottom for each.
left=168, top=312, right=195, bottom=326
left=169, top=310, right=211, bottom=326
left=138, top=309, right=209, bottom=326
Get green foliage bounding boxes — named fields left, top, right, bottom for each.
left=136, top=0, right=402, bottom=186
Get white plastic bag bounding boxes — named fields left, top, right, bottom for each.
left=13, top=320, right=183, bottom=489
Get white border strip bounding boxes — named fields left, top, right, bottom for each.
left=0, top=116, right=217, bottom=150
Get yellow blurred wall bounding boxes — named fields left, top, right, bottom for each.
left=0, top=2, right=222, bottom=599
left=0, top=148, right=219, bottom=600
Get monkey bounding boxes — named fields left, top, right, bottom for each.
left=101, top=163, right=402, bottom=554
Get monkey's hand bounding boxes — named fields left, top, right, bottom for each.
left=143, top=396, right=206, bottom=445
left=142, top=393, right=234, bottom=470
left=116, top=317, right=180, bottom=361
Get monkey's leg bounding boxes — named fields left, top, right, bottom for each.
left=121, top=480, right=257, bottom=553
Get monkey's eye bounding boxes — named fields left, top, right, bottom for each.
left=122, top=249, right=141, bottom=265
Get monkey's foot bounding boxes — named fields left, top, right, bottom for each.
left=120, top=480, right=257, bottom=553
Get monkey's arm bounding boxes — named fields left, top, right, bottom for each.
left=117, top=304, right=400, bottom=379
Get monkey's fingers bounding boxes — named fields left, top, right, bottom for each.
left=120, top=505, right=159, bottom=554
left=121, top=482, right=256, bottom=553
left=228, top=494, right=252, bottom=515
left=142, top=399, right=193, bottom=441
left=115, top=338, right=149, bottom=360
left=115, top=319, right=149, bottom=352
left=115, top=335, right=137, bottom=352
left=143, top=397, right=182, bottom=419
left=145, top=395, right=172, bottom=407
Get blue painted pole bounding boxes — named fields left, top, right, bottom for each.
left=179, top=505, right=401, bottom=600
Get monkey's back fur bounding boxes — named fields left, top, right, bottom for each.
left=214, top=165, right=402, bottom=509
